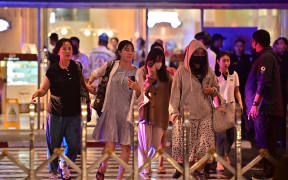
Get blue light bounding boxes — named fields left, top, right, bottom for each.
left=0, top=18, right=10, bottom=32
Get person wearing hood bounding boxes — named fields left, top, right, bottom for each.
left=169, top=40, right=219, bottom=178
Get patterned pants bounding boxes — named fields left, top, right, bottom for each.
left=172, top=114, right=215, bottom=163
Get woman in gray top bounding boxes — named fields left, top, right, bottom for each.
left=87, top=40, right=141, bottom=180
left=169, top=40, right=219, bottom=178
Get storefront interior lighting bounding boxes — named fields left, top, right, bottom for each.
left=0, top=18, right=10, bottom=32
left=84, top=29, right=91, bottom=36
left=148, top=11, right=181, bottom=28
left=61, top=28, right=68, bottom=35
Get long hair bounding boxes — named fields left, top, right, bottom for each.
left=116, top=40, right=134, bottom=60
left=145, top=48, right=169, bottom=82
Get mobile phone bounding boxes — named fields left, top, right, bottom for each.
left=128, top=76, right=135, bottom=90
left=129, top=76, right=135, bottom=82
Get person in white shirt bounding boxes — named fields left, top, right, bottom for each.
left=71, top=36, right=90, bottom=81
left=195, top=31, right=217, bottom=70
left=89, top=33, right=116, bottom=75
left=215, top=52, right=243, bottom=171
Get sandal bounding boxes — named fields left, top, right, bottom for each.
left=96, top=171, right=105, bottom=180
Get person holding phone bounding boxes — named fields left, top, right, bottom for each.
left=137, top=48, right=173, bottom=178
left=87, top=40, right=140, bottom=180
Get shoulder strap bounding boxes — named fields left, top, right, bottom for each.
left=104, top=61, right=115, bottom=76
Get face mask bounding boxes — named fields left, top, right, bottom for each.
left=155, top=62, right=162, bottom=70
left=189, top=56, right=205, bottom=67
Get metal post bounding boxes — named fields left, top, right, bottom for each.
left=81, top=101, right=87, bottom=180
left=133, top=104, right=139, bottom=180
left=183, top=109, right=190, bottom=179
left=29, top=103, right=36, bottom=180
left=37, top=7, right=41, bottom=130
left=200, top=8, right=204, bottom=31
left=145, top=8, right=149, bottom=56
left=235, top=103, right=242, bottom=179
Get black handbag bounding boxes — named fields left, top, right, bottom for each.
left=76, top=61, right=92, bottom=122
left=92, top=61, right=115, bottom=116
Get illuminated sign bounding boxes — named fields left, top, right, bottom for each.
left=148, top=11, right=181, bottom=28
left=0, top=18, right=10, bottom=32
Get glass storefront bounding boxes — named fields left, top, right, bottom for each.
left=0, top=7, right=288, bottom=130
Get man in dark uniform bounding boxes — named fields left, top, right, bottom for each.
left=245, top=29, right=282, bottom=178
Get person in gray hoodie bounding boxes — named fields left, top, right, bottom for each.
left=169, top=40, right=219, bottom=178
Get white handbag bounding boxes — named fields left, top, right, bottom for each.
left=212, top=91, right=235, bottom=132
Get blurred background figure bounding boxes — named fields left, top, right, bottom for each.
left=89, top=33, right=116, bottom=77
left=136, top=37, right=146, bottom=67
left=47, top=33, right=59, bottom=67
left=211, top=33, right=226, bottom=57
left=110, top=37, right=119, bottom=54
left=195, top=31, right=217, bottom=70
left=164, top=39, right=177, bottom=67
left=229, top=39, right=253, bottom=142
left=273, top=37, right=288, bottom=148
left=71, top=36, right=90, bottom=81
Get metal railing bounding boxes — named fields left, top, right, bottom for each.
left=0, top=101, right=280, bottom=180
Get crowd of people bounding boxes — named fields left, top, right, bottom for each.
left=31, top=29, right=287, bottom=180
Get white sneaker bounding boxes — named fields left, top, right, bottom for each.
left=59, top=162, right=71, bottom=179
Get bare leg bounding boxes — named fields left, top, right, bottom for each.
left=98, top=142, right=116, bottom=173
left=118, top=145, right=131, bottom=180
left=158, top=131, right=166, bottom=171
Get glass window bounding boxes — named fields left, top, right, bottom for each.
left=147, top=9, right=201, bottom=67
left=204, top=9, right=280, bottom=43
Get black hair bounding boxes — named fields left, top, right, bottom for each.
left=116, top=40, right=134, bottom=60
left=137, top=37, right=145, bottom=48
left=50, top=33, right=58, bottom=41
left=53, top=38, right=73, bottom=55
left=252, top=29, right=270, bottom=48
left=111, top=37, right=119, bottom=43
left=194, top=31, right=212, bottom=46
left=151, top=42, right=164, bottom=51
left=215, top=51, right=232, bottom=76
left=70, top=36, right=80, bottom=44
left=234, top=39, right=245, bottom=45
left=275, top=37, right=288, bottom=45
left=145, top=48, right=169, bottom=82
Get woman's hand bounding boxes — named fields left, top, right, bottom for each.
left=128, top=78, right=140, bottom=92
left=170, top=114, right=179, bottom=124
left=87, top=84, right=96, bottom=95
left=31, top=90, right=39, bottom=102
left=203, top=86, right=215, bottom=96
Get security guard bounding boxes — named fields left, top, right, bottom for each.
left=245, top=29, right=282, bottom=179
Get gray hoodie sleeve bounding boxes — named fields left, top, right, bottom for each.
left=169, top=67, right=183, bottom=117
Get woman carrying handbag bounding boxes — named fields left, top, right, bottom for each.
left=214, top=52, right=243, bottom=171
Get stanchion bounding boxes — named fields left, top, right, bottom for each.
left=132, top=104, right=139, bottom=180
left=235, top=103, right=243, bottom=180
left=80, top=101, right=88, bottom=180
left=27, top=103, right=36, bottom=180
left=183, top=110, right=191, bottom=180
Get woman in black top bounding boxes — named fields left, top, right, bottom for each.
left=32, top=38, right=81, bottom=180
